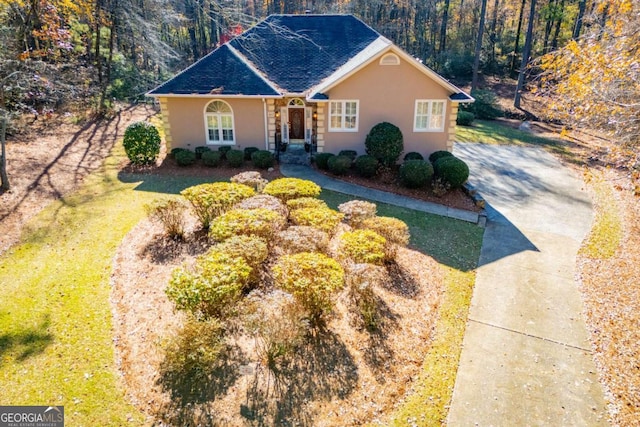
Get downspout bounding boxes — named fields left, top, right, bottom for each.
left=262, top=98, right=269, bottom=150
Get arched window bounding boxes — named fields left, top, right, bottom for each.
left=289, top=98, right=305, bottom=106
left=204, top=100, right=235, bottom=144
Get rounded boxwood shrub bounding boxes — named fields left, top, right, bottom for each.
left=251, top=150, right=274, bottom=169
left=338, top=150, right=357, bottom=162
left=218, top=145, right=232, bottom=159
left=327, top=155, right=352, bottom=175
left=226, top=149, right=244, bottom=167
left=286, top=197, right=328, bottom=211
left=276, top=226, right=330, bottom=255
left=338, top=200, right=377, bottom=226
left=314, top=152, right=335, bottom=170
left=123, top=121, right=161, bottom=165
left=175, top=150, right=196, bottom=166
left=365, top=122, right=404, bottom=166
left=181, top=182, right=255, bottom=229
left=354, top=155, right=378, bottom=178
left=403, top=152, right=424, bottom=161
left=195, top=146, right=212, bottom=159
left=289, top=207, right=344, bottom=234
left=244, top=146, right=260, bottom=161
left=230, top=171, right=268, bottom=192
left=201, top=151, right=222, bottom=167
left=273, top=252, right=344, bottom=322
left=428, top=150, right=454, bottom=163
left=398, top=159, right=434, bottom=188
left=213, top=235, right=268, bottom=284
left=170, top=147, right=189, bottom=158
left=235, top=194, right=288, bottom=218
left=433, top=156, right=470, bottom=188
left=337, top=229, right=386, bottom=265
left=263, top=178, right=321, bottom=201
left=456, top=111, right=475, bottom=126
left=209, top=208, right=286, bottom=242
left=166, top=251, right=251, bottom=318
left=360, top=216, right=410, bottom=247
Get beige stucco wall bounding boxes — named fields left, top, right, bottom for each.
left=162, top=97, right=268, bottom=151
left=319, top=52, right=456, bottom=158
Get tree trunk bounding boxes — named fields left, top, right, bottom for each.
left=489, top=0, right=500, bottom=63
left=514, top=0, right=536, bottom=108
left=551, top=0, right=565, bottom=50
left=94, top=0, right=102, bottom=84
left=510, top=0, right=527, bottom=75
left=1, top=117, right=9, bottom=192
left=471, top=0, right=488, bottom=91
left=572, top=0, right=586, bottom=39
left=438, top=0, right=451, bottom=53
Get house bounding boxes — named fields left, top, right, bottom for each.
left=147, top=14, right=473, bottom=161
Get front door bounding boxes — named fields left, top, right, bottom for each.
left=288, top=108, right=305, bottom=141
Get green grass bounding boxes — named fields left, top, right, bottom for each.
left=579, top=170, right=623, bottom=259
left=321, top=190, right=483, bottom=425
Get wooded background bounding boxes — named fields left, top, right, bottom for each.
left=0, top=0, right=637, bottom=147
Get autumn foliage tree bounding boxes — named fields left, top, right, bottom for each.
left=539, top=0, right=640, bottom=148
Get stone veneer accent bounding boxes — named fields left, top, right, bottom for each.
left=158, top=97, right=172, bottom=150
left=447, top=103, right=459, bottom=152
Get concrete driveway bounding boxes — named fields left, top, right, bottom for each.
left=447, top=143, right=609, bottom=426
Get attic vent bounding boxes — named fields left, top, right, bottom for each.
left=380, top=53, right=400, bottom=66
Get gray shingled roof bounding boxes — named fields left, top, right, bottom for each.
left=149, top=14, right=380, bottom=96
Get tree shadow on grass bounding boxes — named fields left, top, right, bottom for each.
left=0, top=313, right=53, bottom=366
left=243, top=328, right=359, bottom=426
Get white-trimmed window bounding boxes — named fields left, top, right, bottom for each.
left=414, top=100, right=446, bottom=132
left=205, top=100, right=235, bottom=144
left=329, top=100, right=359, bottom=132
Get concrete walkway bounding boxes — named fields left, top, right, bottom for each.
left=279, top=164, right=483, bottom=225
left=448, top=143, right=609, bottom=426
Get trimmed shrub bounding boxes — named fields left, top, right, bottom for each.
left=235, top=194, right=288, bottom=218
left=289, top=207, right=344, bottom=234
left=354, top=155, right=378, bottom=178
left=165, top=251, right=251, bottom=318
left=273, top=252, right=344, bottom=323
left=251, top=150, right=275, bottom=169
left=181, top=182, right=255, bottom=229
left=338, top=150, right=358, bottom=162
left=145, top=198, right=187, bottom=240
left=398, top=159, right=434, bottom=188
left=123, top=121, right=161, bottom=165
left=360, top=216, right=410, bottom=247
left=209, top=208, right=286, bottom=242
left=286, top=197, right=328, bottom=211
left=456, top=111, right=475, bottom=126
left=263, top=177, right=321, bottom=201
left=365, top=122, right=404, bottom=166
left=195, top=146, right=212, bottom=159
left=433, top=156, right=470, bottom=188
left=202, top=151, right=222, bottom=167
left=213, top=235, right=268, bottom=284
left=327, top=155, right=352, bottom=175
left=170, top=147, right=189, bottom=158
left=230, top=171, right=268, bottom=192
left=175, top=150, right=196, bottom=166
left=276, top=226, right=330, bottom=255
left=244, top=146, right=260, bottom=161
left=404, top=152, right=424, bottom=161
left=337, top=229, right=387, bottom=265
left=338, top=200, right=377, bottom=227
left=218, top=145, right=232, bottom=159
left=462, top=89, right=503, bottom=120
left=428, top=150, right=454, bottom=163
left=226, top=149, right=244, bottom=167
left=315, top=152, right=335, bottom=170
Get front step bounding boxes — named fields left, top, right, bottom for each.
left=278, top=145, right=311, bottom=165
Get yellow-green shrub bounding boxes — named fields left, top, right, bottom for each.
left=337, top=229, right=386, bottom=265
left=289, top=207, right=344, bottom=234
left=360, top=216, right=410, bottom=246
left=338, top=200, right=377, bottom=226
left=234, top=194, right=289, bottom=218
left=181, top=182, right=255, bottom=229
left=263, top=177, right=321, bottom=201
left=213, top=235, right=268, bottom=284
left=209, top=208, right=286, bottom=242
left=165, top=251, right=251, bottom=318
left=286, top=197, right=328, bottom=211
left=273, top=252, right=344, bottom=323
left=145, top=198, right=187, bottom=239
left=276, top=226, right=330, bottom=254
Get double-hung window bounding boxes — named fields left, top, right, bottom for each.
left=205, top=100, right=235, bottom=144
left=414, top=100, right=446, bottom=132
left=329, top=100, right=359, bottom=132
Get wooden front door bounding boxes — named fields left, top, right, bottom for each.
left=288, top=108, right=305, bottom=141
